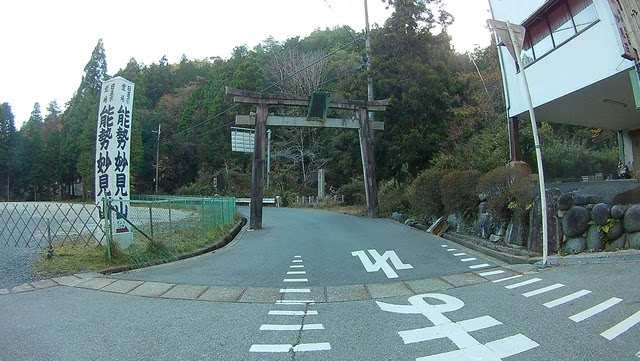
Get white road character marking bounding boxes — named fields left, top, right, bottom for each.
left=351, top=249, right=413, bottom=278
left=377, top=293, right=539, bottom=360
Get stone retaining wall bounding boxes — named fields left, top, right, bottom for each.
left=474, top=189, right=640, bottom=255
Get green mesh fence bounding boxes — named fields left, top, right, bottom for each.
left=0, top=196, right=237, bottom=249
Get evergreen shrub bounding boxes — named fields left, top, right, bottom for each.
left=476, top=166, right=534, bottom=220
left=378, top=180, right=410, bottom=216
left=409, top=169, right=445, bottom=221
left=338, top=178, right=365, bottom=205
left=439, top=170, right=481, bottom=219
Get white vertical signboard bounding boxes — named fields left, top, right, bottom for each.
left=95, top=77, right=135, bottom=248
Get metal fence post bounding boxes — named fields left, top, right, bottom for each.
left=46, top=218, right=54, bottom=259
left=149, top=203, right=154, bottom=239
left=103, top=197, right=112, bottom=260
left=202, top=198, right=206, bottom=237
left=169, top=199, right=173, bottom=246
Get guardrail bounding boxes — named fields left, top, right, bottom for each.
left=235, top=197, right=281, bottom=206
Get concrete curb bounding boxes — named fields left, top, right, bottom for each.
left=442, top=231, right=640, bottom=266
left=99, top=217, right=248, bottom=275
left=0, top=267, right=523, bottom=303
left=442, top=232, right=539, bottom=265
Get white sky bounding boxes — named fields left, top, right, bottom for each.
left=1, top=0, right=491, bottom=128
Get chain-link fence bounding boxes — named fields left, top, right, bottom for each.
left=0, top=196, right=237, bottom=249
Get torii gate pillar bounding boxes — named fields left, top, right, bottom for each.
left=250, top=103, right=268, bottom=229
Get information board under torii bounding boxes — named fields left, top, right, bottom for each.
left=95, top=76, right=135, bottom=248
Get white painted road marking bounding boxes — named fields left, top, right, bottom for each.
left=287, top=271, right=306, bottom=275
left=505, top=278, right=542, bottom=289
left=280, top=288, right=311, bottom=293
left=492, top=275, right=522, bottom=283
left=416, top=334, right=539, bottom=361
left=377, top=293, right=539, bottom=360
left=522, top=284, right=565, bottom=297
left=544, top=290, right=591, bottom=308
left=460, top=258, right=477, bottom=262
left=453, top=253, right=467, bottom=256
left=275, top=300, right=315, bottom=305
left=250, top=343, right=331, bottom=352
left=447, top=249, right=457, bottom=252
left=469, top=264, right=491, bottom=269
left=294, top=255, right=301, bottom=258
left=292, top=259, right=303, bottom=263
left=570, top=297, right=623, bottom=322
left=601, top=309, right=640, bottom=340
left=351, top=249, right=413, bottom=279
left=283, top=278, right=308, bottom=282
left=289, top=265, right=304, bottom=268
left=268, top=310, right=318, bottom=316
left=260, top=324, right=324, bottom=331
left=478, top=270, right=505, bottom=277
left=441, top=245, right=449, bottom=247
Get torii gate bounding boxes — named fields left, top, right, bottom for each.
left=225, top=86, right=389, bottom=229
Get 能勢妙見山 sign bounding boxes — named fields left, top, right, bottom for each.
left=94, top=76, right=135, bottom=248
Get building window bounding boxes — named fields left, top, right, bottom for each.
left=520, top=0, right=598, bottom=67
left=568, top=0, right=599, bottom=32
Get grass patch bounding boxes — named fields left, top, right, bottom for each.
left=34, top=214, right=244, bottom=278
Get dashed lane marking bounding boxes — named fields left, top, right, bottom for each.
left=478, top=270, right=505, bottom=277
left=280, top=288, right=311, bottom=293
left=505, top=278, right=542, bottom=289
left=569, top=298, right=623, bottom=323
left=287, top=271, right=306, bottom=275
left=250, top=343, right=331, bottom=353
left=290, top=265, right=304, bottom=268
left=543, top=290, right=591, bottom=308
left=601, top=310, right=640, bottom=340
left=469, top=264, right=491, bottom=270
left=283, top=278, right=309, bottom=283
left=259, top=324, right=325, bottom=331
left=453, top=253, right=467, bottom=256
left=276, top=300, right=315, bottom=305
left=460, top=258, right=477, bottom=262
left=522, top=284, right=565, bottom=298
left=268, top=310, right=318, bottom=316
left=492, top=275, right=523, bottom=283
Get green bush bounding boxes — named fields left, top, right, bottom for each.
left=409, top=169, right=445, bottom=221
left=543, top=139, right=618, bottom=179
left=440, top=170, right=481, bottom=219
left=378, top=180, right=410, bottom=216
left=338, top=178, right=365, bottom=205
left=176, top=171, right=218, bottom=196
left=477, top=166, right=535, bottom=220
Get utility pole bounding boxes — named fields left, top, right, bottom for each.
left=364, top=0, right=376, bottom=140
left=267, top=129, right=272, bottom=190
left=153, top=124, right=161, bottom=194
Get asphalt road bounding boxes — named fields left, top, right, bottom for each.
left=1, top=206, right=639, bottom=360
left=112, top=207, right=486, bottom=287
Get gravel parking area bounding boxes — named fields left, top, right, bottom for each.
left=0, top=245, right=43, bottom=289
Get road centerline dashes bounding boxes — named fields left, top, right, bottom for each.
left=250, top=255, right=331, bottom=354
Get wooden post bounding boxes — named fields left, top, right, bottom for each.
left=250, top=103, right=268, bottom=229
left=358, top=108, right=379, bottom=218
left=508, top=116, right=522, bottom=162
